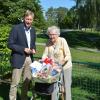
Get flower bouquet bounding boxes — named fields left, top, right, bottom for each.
left=30, top=57, right=62, bottom=83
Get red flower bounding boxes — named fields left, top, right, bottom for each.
left=43, top=57, right=53, bottom=64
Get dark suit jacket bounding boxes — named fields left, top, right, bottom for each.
left=8, top=23, right=36, bottom=68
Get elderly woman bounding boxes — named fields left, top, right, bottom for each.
left=42, top=26, right=72, bottom=100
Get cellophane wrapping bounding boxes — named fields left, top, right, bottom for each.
left=30, top=57, right=62, bottom=83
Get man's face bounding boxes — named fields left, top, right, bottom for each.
left=24, top=15, right=33, bottom=28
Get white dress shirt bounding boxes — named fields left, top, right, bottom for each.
left=25, top=28, right=31, bottom=48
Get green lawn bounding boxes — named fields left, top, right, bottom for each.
left=35, top=30, right=100, bottom=64
left=0, top=30, right=100, bottom=100
left=34, top=45, right=100, bottom=64
left=71, top=48, right=100, bottom=63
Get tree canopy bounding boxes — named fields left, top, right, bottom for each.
left=0, top=0, right=46, bottom=29
left=72, top=0, right=100, bottom=29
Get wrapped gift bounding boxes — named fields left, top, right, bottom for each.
left=30, top=57, right=62, bottom=83
left=30, top=61, right=42, bottom=77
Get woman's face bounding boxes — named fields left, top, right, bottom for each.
left=48, top=30, right=59, bottom=43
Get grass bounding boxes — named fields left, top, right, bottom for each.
left=35, top=30, right=100, bottom=63
left=71, top=48, right=100, bottom=63
left=61, top=30, right=100, bottom=49
left=72, top=87, right=98, bottom=100
left=36, top=30, right=100, bottom=49
left=72, top=63, right=100, bottom=100
left=34, top=45, right=100, bottom=64
left=34, top=45, right=45, bottom=57
left=1, top=63, right=99, bottom=100
left=36, top=38, right=47, bottom=43
left=0, top=30, right=100, bottom=99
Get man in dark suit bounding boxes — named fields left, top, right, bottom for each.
left=8, top=10, right=36, bottom=100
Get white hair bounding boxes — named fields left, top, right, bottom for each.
left=47, top=26, right=60, bottom=36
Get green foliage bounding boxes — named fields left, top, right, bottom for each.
left=72, top=0, right=100, bottom=29
left=60, top=31, right=100, bottom=49
left=0, top=25, right=11, bottom=53
left=0, top=54, right=11, bottom=76
left=0, top=0, right=46, bottom=29
left=45, top=7, right=72, bottom=28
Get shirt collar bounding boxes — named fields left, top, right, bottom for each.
left=24, top=26, right=31, bottom=31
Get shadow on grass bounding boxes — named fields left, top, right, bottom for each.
left=0, top=82, right=21, bottom=100
left=0, top=82, right=10, bottom=100
left=37, top=33, right=49, bottom=39
left=60, top=31, right=100, bottom=49
left=37, top=31, right=100, bottom=49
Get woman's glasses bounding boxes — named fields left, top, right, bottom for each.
left=48, top=34, right=57, bottom=36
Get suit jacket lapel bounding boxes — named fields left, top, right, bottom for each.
left=21, top=24, right=28, bottom=46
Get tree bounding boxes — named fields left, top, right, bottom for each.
left=45, top=7, right=58, bottom=27
left=0, top=0, right=46, bottom=29
left=72, top=0, right=100, bottom=29
left=45, top=7, right=69, bottom=28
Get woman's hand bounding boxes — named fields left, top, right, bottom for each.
left=61, top=59, right=65, bottom=65
left=62, top=59, right=68, bottom=66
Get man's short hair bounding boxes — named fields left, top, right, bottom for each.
left=24, top=10, right=34, bottom=18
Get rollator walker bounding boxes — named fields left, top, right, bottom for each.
left=30, top=58, right=65, bottom=100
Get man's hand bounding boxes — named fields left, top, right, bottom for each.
left=31, top=49, right=36, bottom=54
left=24, top=48, right=32, bottom=54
